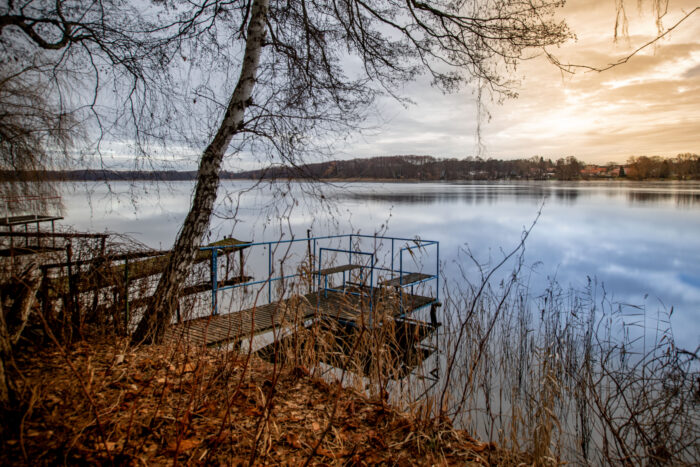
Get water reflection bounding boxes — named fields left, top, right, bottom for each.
left=626, top=190, right=700, bottom=207
left=337, top=183, right=551, bottom=205
left=335, top=181, right=700, bottom=210
left=553, top=188, right=579, bottom=204
left=58, top=180, right=700, bottom=351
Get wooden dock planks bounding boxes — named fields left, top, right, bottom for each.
left=379, top=272, right=434, bottom=287
left=0, top=215, right=63, bottom=227
left=0, top=246, right=64, bottom=257
left=313, top=264, right=362, bottom=275
left=165, top=295, right=317, bottom=346
left=46, top=237, right=250, bottom=295
left=166, top=289, right=436, bottom=347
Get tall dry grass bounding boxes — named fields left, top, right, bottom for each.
left=2, top=230, right=698, bottom=464
left=435, top=245, right=699, bottom=464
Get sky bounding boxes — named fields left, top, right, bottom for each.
left=337, top=0, right=700, bottom=164
left=96, top=0, right=700, bottom=169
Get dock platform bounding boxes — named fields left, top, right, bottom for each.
left=165, top=288, right=436, bottom=347
left=0, top=214, right=63, bottom=227
left=43, top=237, right=250, bottom=296
left=380, top=272, right=433, bottom=287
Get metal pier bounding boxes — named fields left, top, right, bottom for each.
left=173, top=233, right=442, bottom=385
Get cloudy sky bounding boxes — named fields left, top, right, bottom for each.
left=339, top=0, right=700, bottom=164
left=97, top=0, right=699, bottom=169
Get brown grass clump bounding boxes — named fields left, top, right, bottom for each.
left=0, top=334, right=524, bottom=466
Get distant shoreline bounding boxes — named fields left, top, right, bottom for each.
left=3, top=154, right=698, bottom=182
left=259, top=177, right=700, bottom=183
left=2, top=171, right=699, bottom=183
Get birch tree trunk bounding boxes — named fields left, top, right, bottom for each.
left=132, top=0, right=269, bottom=344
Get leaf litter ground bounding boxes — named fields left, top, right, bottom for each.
left=1, top=335, right=525, bottom=465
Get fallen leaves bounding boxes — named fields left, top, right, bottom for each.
left=469, top=440, right=498, bottom=453
left=286, top=433, right=302, bottom=449
left=104, top=440, right=122, bottom=451
left=291, top=365, right=310, bottom=378
left=1, top=335, right=517, bottom=466
left=167, top=437, right=201, bottom=453
left=316, top=446, right=337, bottom=458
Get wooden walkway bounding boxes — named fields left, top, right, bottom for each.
left=380, top=272, right=433, bottom=287
left=0, top=214, right=63, bottom=227
left=0, top=246, right=64, bottom=257
left=46, top=237, right=250, bottom=296
left=93, top=276, right=253, bottom=318
left=313, top=264, right=361, bottom=275
left=165, top=288, right=436, bottom=347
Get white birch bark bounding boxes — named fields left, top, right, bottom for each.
left=133, top=0, right=269, bottom=343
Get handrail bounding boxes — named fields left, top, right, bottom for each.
left=3, top=195, right=62, bottom=221
left=0, top=195, right=61, bottom=201
left=205, top=233, right=439, bottom=317
left=319, top=247, right=375, bottom=324
left=198, top=233, right=437, bottom=251
left=0, top=231, right=109, bottom=239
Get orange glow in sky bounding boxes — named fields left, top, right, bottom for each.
left=345, top=0, right=700, bottom=164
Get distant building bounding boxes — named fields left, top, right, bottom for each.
left=580, top=165, right=608, bottom=177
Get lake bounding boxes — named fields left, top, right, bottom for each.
left=61, top=179, right=700, bottom=350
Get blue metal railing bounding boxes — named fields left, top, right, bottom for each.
left=318, top=247, right=376, bottom=323
left=200, top=233, right=439, bottom=316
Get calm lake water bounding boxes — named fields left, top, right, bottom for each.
left=61, top=180, right=700, bottom=350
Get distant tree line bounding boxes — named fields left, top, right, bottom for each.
left=3, top=153, right=698, bottom=182
left=232, top=155, right=583, bottom=180
left=232, top=153, right=700, bottom=181
left=0, top=170, right=199, bottom=182
left=625, top=154, right=700, bottom=180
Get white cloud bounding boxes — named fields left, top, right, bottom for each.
left=336, top=0, right=700, bottom=163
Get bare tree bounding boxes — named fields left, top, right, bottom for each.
left=132, top=0, right=271, bottom=342
left=3, top=0, right=574, bottom=342
left=132, top=0, right=574, bottom=342
left=546, top=2, right=698, bottom=73
left=0, top=62, right=79, bottom=202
